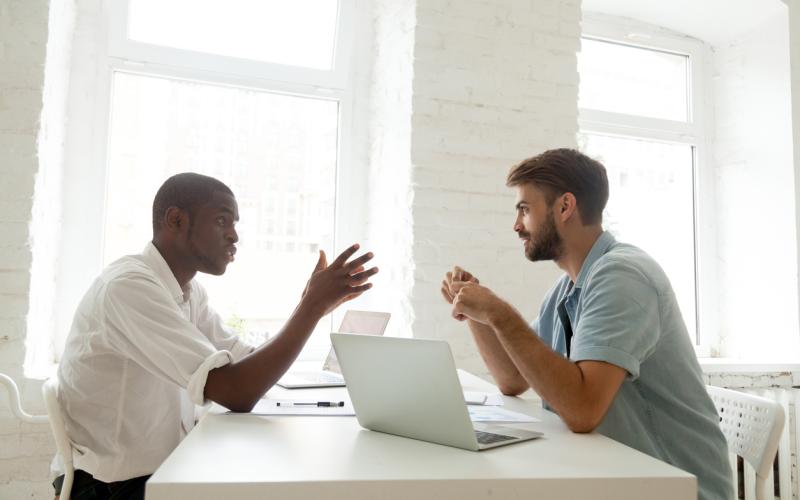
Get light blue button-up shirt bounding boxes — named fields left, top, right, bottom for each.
left=532, top=231, right=731, bottom=500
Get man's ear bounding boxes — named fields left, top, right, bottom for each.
left=558, top=192, right=578, bottom=222
left=163, top=206, right=188, bottom=233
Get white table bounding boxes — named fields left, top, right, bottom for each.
left=146, top=371, right=696, bottom=499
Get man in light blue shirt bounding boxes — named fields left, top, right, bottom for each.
left=441, top=148, right=731, bottom=500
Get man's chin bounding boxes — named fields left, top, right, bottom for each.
left=525, top=248, right=556, bottom=262
left=199, top=262, right=228, bottom=276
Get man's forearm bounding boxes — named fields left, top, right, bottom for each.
left=468, top=319, right=528, bottom=395
left=487, top=307, right=604, bottom=431
left=204, top=300, right=322, bottom=412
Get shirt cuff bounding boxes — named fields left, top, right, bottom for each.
left=570, top=345, right=642, bottom=380
left=229, top=339, right=256, bottom=361
left=187, top=350, right=234, bottom=405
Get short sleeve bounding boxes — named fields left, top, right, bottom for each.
left=102, top=274, right=233, bottom=405
left=570, top=259, right=661, bottom=380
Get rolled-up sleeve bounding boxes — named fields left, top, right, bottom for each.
left=101, top=274, right=234, bottom=404
left=186, top=350, right=233, bottom=405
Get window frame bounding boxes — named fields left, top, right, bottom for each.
left=48, top=0, right=362, bottom=366
left=107, top=0, right=355, bottom=90
left=579, top=15, right=717, bottom=354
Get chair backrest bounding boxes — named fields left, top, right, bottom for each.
left=707, top=385, right=784, bottom=498
left=0, top=373, right=48, bottom=424
left=43, top=377, right=74, bottom=500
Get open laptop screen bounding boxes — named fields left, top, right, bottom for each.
left=322, top=310, right=390, bottom=373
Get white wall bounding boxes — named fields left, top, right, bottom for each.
left=355, top=0, right=417, bottom=339
left=406, top=0, right=578, bottom=374
left=0, top=1, right=58, bottom=498
left=791, top=2, right=800, bottom=327
left=711, top=8, right=800, bottom=359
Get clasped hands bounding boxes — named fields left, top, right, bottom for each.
left=440, top=266, right=505, bottom=325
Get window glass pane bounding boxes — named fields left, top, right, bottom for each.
left=578, top=38, right=689, bottom=122
left=579, top=133, right=697, bottom=340
left=128, top=0, right=340, bottom=70
left=104, top=71, right=338, bottom=347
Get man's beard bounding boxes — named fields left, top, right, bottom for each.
left=521, top=209, right=563, bottom=262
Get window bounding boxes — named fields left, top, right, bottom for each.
left=104, top=72, right=338, bottom=345
left=32, top=0, right=360, bottom=375
left=578, top=19, right=710, bottom=348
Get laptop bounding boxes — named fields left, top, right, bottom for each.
left=277, top=310, right=391, bottom=389
left=330, top=333, right=543, bottom=451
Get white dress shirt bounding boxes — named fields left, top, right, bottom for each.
left=56, top=242, right=255, bottom=482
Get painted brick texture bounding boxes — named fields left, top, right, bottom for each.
left=407, top=0, right=579, bottom=374
left=0, top=0, right=55, bottom=498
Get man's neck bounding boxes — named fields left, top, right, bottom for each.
left=151, top=238, right=196, bottom=288
left=555, top=226, right=604, bottom=283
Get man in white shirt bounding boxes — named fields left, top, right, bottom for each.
left=54, top=173, right=378, bottom=499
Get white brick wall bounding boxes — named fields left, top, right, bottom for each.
left=407, top=0, right=578, bottom=375
left=0, top=0, right=56, bottom=497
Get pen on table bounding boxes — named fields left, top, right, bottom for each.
left=276, top=401, right=345, bottom=407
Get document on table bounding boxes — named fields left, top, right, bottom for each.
left=240, top=398, right=356, bottom=416
left=464, top=391, right=504, bottom=406
left=467, top=406, right=539, bottom=423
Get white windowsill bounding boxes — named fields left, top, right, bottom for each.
left=698, top=358, right=800, bottom=374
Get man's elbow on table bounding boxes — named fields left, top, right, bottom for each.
left=497, top=381, right=529, bottom=397
left=562, top=412, right=604, bottom=434
left=204, top=365, right=261, bottom=413
left=559, top=390, right=618, bottom=433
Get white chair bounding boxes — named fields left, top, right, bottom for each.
left=0, top=373, right=73, bottom=500
left=707, top=385, right=785, bottom=500
left=0, top=373, right=48, bottom=424
left=43, top=377, right=74, bottom=500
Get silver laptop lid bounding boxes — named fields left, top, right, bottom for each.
left=323, top=311, right=391, bottom=373
left=330, top=333, right=479, bottom=450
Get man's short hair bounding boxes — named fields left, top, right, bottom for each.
left=506, top=148, right=609, bottom=225
left=152, top=173, right=234, bottom=234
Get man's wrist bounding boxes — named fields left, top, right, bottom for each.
left=296, top=296, right=327, bottom=322
left=487, top=301, right=522, bottom=333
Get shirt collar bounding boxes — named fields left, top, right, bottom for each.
left=573, top=230, right=616, bottom=290
left=142, top=242, right=189, bottom=304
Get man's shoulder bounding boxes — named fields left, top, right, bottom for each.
left=594, top=242, right=661, bottom=276
left=586, top=242, right=669, bottom=291
left=99, top=254, right=160, bottom=288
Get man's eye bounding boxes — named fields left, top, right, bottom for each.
left=217, top=217, right=226, bottom=225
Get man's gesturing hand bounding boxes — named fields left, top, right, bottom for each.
left=301, top=244, right=378, bottom=317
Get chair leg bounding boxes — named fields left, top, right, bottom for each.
left=61, top=468, right=74, bottom=500
left=754, top=475, right=769, bottom=500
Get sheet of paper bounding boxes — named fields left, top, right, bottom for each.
left=464, top=391, right=504, bottom=406
left=240, top=398, right=356, bottom=416
left=467, top=406, right=539, bottom=423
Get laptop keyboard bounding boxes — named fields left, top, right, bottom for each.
left=475, top=430, right=517, bottom=445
